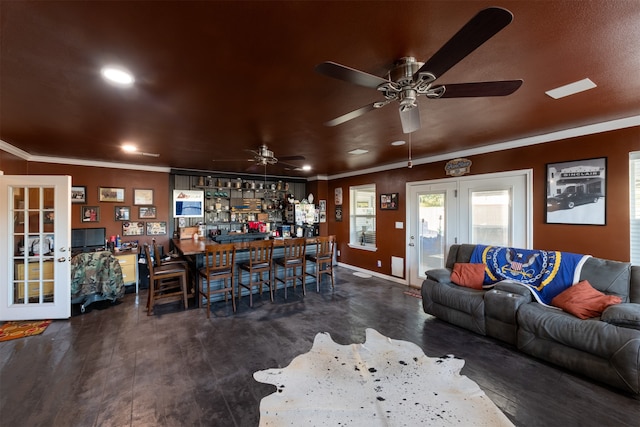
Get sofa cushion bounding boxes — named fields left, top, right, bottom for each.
left=551, top=280, right=622, bottom=319
left=430, top=281, right=485, bottom=316
left=517, top=303, right=639, bottom=359
left=451, top=263, right=485, bottom=289
left=579, top=257, right=631, bottom=302
left=601, top=303, right=640, bottom=330
left=445, top=244, right=475, bottom=269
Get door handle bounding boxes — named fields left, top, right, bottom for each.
left=408, top=243, right=415, bottom=247
left=57, top=257, right=67, bottom=262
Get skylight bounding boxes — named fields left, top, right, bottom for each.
left=545, top=78, right=596, bottom=99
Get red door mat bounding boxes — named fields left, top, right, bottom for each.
left=0, top=320, right=52, bottom=342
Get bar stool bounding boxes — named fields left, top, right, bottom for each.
left=144, top=244, right=189, bottom=315
left=274, top=237, right=307, bottom=299
left=237, top=239, right=274, bottom=308
left=306, top=235, right=336, bottom=292
left=198, top=244, right=236, bottom=318
left=153, top=239, right=193, bottom=298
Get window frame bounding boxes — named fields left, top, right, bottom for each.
left=348, top=184, right=377, bottom=251
left=630, top=152, right=639, bottom=265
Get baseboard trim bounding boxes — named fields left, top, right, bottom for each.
left=337, top=262, right=407, bottom=286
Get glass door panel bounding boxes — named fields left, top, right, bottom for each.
left=1, top=175, right=71, bottom=320
left=471, top=189, right=511, bottom=246
left=418, top=192, right=446, bottom=272
left=12, top=186, right=56, bottom=305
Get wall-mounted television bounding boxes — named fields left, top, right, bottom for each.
left=71, top=227, right=106, bottom=252
left=173, top=189, right=204, bottom=218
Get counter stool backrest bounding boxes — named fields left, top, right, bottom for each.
left=246, top=239, right=274, bottom=268
left=199, top=243, right=236, bottom=317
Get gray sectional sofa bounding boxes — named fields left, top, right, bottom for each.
left=421, top=244, right=640, bottom=396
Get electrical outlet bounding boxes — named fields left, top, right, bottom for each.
left=377, top=260, right=382, bottom=267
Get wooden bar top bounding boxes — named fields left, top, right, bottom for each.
left=172, top=236, right=319, bottom=256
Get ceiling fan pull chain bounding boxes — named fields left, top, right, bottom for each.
left=408, top=133, right=413, bottom=169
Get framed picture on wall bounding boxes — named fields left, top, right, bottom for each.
left=146, top=221, right=167, bottom=235
left=81, top=206, right=100, bottom=222
left=380, top=193, right=399, bottom=210
left=545, top=157, right=606, bottom=225
left=134, top=188, right=154, bottom=205
left=138, top=206, right=157, bottom=219
left=98, top=187, right=125, bottom=203
left=115, top=206, right=130, bottom=221
left=122, top=221, right=145, bottom=236
left=71, top=186, right=86, bottom=204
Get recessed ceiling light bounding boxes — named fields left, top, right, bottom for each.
left=391, top=140, right=406, bottom=146
left=545, top=78, right=596, bottom=99
left=122, top=143, right=137, bottom=153
left=348, top=148, right=369, bottom=155
left=101, top=66, right=135, bottom=86
left=301, top=165, right=312, bottom=171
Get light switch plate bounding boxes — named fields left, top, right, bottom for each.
left=395, top=222, right=403, bottom=229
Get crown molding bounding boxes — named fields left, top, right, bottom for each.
left=328, top=115, right=640, bottom=180
left=2, top=115, right=638, bottom=178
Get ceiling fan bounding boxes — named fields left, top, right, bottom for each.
left=214, top=144, right=305, bottom=171
left=315, top=7, right=523, bottom=134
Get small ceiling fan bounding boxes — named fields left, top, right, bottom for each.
left=214, top=144, right=305, bottom=171
left=315, top=7, right=523, bottom=134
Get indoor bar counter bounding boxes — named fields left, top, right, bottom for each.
left=171, top=235, right=323, bottom=306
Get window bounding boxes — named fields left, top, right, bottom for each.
left=350, top=184, right=376, bottom=249
left=631, top=152, right=640, bottom=265
left=471, top=189, right=511, bottom=246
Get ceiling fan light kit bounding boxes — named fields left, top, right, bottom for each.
left=316, top=7, right=523, bottom=134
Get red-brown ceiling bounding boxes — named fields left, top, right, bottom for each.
left=1, top=1, right=639, bottom=177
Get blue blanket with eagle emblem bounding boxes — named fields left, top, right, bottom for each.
left=470, top=245, right=591, bottom=305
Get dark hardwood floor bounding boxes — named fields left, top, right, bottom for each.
left=1, top=267, right=638, bottom=426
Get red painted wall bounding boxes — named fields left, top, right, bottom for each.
left=3, top=126, right=639, bottom=273
left=19, top=162, right=171, bottom=253
left=327, top=127, right=639, bottom=276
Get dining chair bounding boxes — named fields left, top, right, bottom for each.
left=198, top=243, right=236, bottom=317
left=153, top=239, right=193, bottom=297
left=274, top=237, right=307, bottom=299
left=306, top=235, right=336, bottom=292
left=144, top=243, right=189, bottom=315
left=237, top=239, right=274, bottom=308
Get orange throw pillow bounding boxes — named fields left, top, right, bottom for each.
left=551, top=280, right=622, bottom=319
left=450, top=263, right=485, bottom=290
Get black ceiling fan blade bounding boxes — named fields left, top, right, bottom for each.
left=315, top=61, right=389, bottom=89
left=399, top=107, right=420, bottom=134
left=437, top=80, right=523, bottom=98
left=415, top=7, right=513, bottom=80
left=324, top=103, right=379, bottom=127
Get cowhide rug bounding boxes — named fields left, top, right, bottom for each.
left=254, top=328, right=514, bottom=426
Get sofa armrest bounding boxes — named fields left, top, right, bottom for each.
left=601, top=303, right=640, bottom=330
left=425, top=268, right=452, bottom=284
left=493, top=281, right=533, bottom=300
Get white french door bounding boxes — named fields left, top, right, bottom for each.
left=0, top=175, right=71, bottom=320
left=407, top=170, right=532, bottom=287
left=407, top=182, right=457, bottom=287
